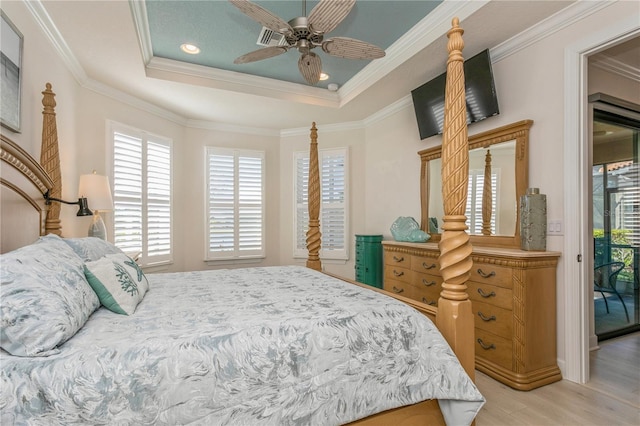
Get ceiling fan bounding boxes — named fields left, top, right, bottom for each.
left=229, top=0, right=386, bottom=85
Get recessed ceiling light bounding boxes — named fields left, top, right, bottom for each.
left=319, top=72, right=330, bottom=81
left=181, top=44, right=200, bottom=54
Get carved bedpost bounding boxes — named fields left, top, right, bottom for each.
left=40, top=83, right=63, bottom=236
left=482, top=149, right=492, bottom=235
left=436, top=18, right=475, bottom=380
left=306, top=122, right=322, bottom=271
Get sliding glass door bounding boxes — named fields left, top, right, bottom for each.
left=592, top=108, right=639, bottom=340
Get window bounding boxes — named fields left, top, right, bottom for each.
left=109, top=122, right=172, bottom=266
left=206, top=147, right=265, bottom=260
left=465, top=168, right=499, bottom=234
left=294, top=148, right=349, bottom=260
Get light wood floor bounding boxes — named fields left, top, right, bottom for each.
left=475, top=332, right=640, bottom=425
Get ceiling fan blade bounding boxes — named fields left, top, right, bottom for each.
left=298, top=52, right=322, bottom=85
left=322, top=37, right=385, bottom=60
left=229, top=0, right=293, bottom=35
left=308, top=0, right=355, bottom=34
left=234, top=46, right=289, bottom=64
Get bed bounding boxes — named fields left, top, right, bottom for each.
left=0, top=18, right=483, bottom=426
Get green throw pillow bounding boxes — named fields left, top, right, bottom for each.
left=84, top=253, right=149, bottom=315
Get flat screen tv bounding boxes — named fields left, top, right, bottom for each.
left=411, top=49, right=499, bottom=140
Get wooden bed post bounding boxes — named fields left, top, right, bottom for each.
left=306, top=122, right=322, bottom=271
left=482, top=149, right=492, bottom=235
left=40, top=83, right=63, bottom=236
left=436, top=18, right=475, bottom=380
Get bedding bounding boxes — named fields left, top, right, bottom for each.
left=0, top=235, right=100, bottom=357
left=0, top=265, right=484, bottom=425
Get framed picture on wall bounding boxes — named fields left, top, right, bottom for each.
left=1, top=11, right=23, bottom=133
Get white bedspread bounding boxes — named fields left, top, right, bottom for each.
left=1, top=266, right=484, bottom=425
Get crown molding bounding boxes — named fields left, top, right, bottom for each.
left=145, top=57, right=341, bottom=108
left=187, top=120, right=280, bottom=137
left=490, top=0, right=613, bottom=63
left=363, top=95, right=413, bottom=127
left=280, top=120, right=365, bottom=137
left=128, top=0, right=153, bottom=66
left=24, top=0, right=88, bottom=84
left=590, top=54, right=640, bottom=83
left=84, top=79, right=187, bottom=125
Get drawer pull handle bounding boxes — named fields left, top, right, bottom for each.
left=393, top=270, right=404, bottom=277
left=422, top=278, right=436, bottom=287
left=477, top=338, right=496, bottom=350
left=422, top=262, right=436, bottom=270
left=478, top=312, right=497, bottom=322
left=477, top=268, right=496, bottom=279
left=393, top=256, right=405, bottom=262
left=422, top=297, right=436, bottom=306
left=477, top=288, right=496, bottom=298
left=392, top=286, right=404, bottom=294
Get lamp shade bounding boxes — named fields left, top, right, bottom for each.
left=78, top=172, right=113, bottom=211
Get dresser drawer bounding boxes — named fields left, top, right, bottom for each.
left=475, top=328, right=512, bottom=370
left=468, top=281, right=513, bottom=310
left=412, top=281, right=440, bottom=306
left=472, top=300, right=512, bottom=338
left=411, top=256, right=440, bottom=275
left=384, top=251, right=412, bottom=269
left=470, top=263, right=513, bottom=289
left=384, top=279, right=415, bottom=299
left=384, top=264, right=411, bottom=284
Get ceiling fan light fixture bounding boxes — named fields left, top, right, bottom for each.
left=180, top=43, right=201, bottom=54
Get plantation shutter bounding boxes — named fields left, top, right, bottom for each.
left=206, top=148, right=265, bottom=259
left=294, top=148, right=348, bottom=260
left=147, top=141, right=172, bottom=258
left=465, top=169, right=498, bottom=234
left=113, top=132, right=143, bottom=254
left=111, top=124, right=172, bottom=266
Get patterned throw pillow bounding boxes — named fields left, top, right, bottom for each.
left=62, top=237, right=125, bottom=262
left=84, top=253, right=149, bottom=315
left=0, top=234, right=100, bottom=357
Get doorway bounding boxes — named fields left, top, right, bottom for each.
left=591, top=105, right=640, bottom=340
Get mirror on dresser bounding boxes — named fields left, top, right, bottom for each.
left=418, top=120, right=533, bottom=248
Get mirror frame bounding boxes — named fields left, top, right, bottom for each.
left=418, top=119, right=533, bottom=248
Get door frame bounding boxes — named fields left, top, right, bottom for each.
left=563, top=16, right=639, bottom=383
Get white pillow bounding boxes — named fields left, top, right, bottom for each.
left=84, top=253, right=149, bottom=315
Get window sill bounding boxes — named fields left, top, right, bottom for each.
left=204, top=257, right=265, bottom=267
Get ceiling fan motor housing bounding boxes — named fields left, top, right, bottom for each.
left=286, top=17, right=324, bottom=49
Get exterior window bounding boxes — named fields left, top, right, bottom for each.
left=294, top=148, right=349, bottom=260
left=206, top=147, right=265, bottom=260
left=465, top=168, right=499, bottom=234
left=109, top=122, right=172, bottom=266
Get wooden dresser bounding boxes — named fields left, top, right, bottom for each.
left=382, top=240, right=562, bottom=390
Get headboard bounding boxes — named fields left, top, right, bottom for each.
left=0, top=134, right=52, bottom=252
left=1, top=83, right=63, bottom=253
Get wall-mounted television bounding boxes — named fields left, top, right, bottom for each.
left=411, top=49, right=499, bottom=140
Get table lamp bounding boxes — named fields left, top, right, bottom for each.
left=78, top=171, right=113, bottom=240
